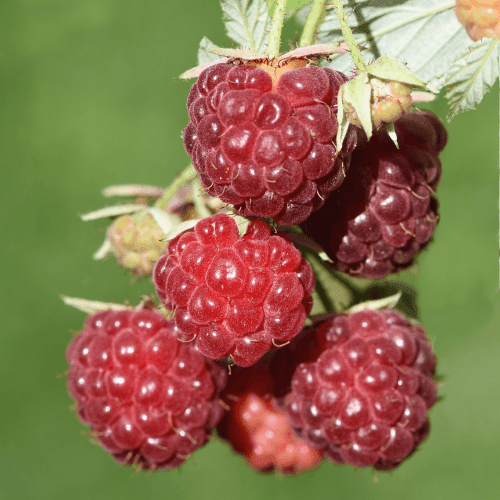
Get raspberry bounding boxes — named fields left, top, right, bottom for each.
left=65, top=308, right=227, bottom=470
left=218, top=362, right=322, bottom=474
left=108, top=212, right=171, bottom=276
left=301, top=111, right=446, bottom=279
left=273, top=309, right=438, bottom=470
left=183, top=61, right=357, bottom=225
left=393, top=110, right=448, bottom=156
left=455, top=0, right=500, bottom=41
left=153, top=213, right=315, bottom=367
left=345, top=78, right=413, bottom=130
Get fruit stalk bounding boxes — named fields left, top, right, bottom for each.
left=330, top=0, right=366, bottom=71
left=154, top=163, right=196, bottom=210
left=266, top=0, right=289, bottom=58
left=299, top=0, right=327, bottom=47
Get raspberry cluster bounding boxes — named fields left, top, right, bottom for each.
left=301, top=111, right=447, bottom=279
left=153, top=213, right=315, bottom=367
left=455, top=0, right=500, bottom=41
left=272, top=309, right=438, bottom=470
left=66, top=309, right=227, bottom=470
left=66, top=42, right=448, bottom=475
left=183, top=61, right=356, bottom=226
left=218, top=362, right=322, bottom=474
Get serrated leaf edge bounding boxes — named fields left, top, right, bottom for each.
left=445, top=38, right=499, bottom=122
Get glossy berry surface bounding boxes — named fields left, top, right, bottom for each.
left=183, top=61, right=356, bottom=225
left=273, top=309, right=438, bottom=470
left=66, top=309, right=227, bottom=470
left=218, top=362, right=322, bottom=474
left=301, top=111, right=446, bottom=279
left=455, top=0, right=500, bottom=41
left=153, top=213, right=315, bottom=367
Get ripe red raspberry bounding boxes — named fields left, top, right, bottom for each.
left=183, top=60, right=357, bottom=225
left=301, top=111, right=446, bottom=279
left=273, top=308, right=439, bottom=470
left=217, top=362, right=322, bottom=474
left=65, top=308, right=227, bottom=470
left=153, top=213, right=315, bottom=367
left=455, top=0, right=500, bottom=41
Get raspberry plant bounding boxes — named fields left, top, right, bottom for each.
left=62, top=0, right=497, bottom=477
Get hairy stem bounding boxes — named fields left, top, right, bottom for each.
left=154, top=164, right=196, bottom=210
left=330, top=0, right=366, bottom=71
left=299, top=0, right=326, bottom=47
left=266, top=0, right=288, bottom=58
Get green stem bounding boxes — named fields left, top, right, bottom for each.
left=304, top=251, right=336, bottom=313
left=299, top=0, right=326, bottom=47
left=191, top=177, right=211, bottom=219
left=330, top=0, right=366, bottom=71
left=313, top=268, right=336, bottom=313
left=154, top=164, right=196, bottom=210
left=266, top=0, right=288, bottom=58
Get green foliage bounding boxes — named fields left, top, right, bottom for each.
left=220, top=0, right=272, bottom=52
left=445, top=39, right=500, bottom=122
left=197, top=36, right=223, bottom=65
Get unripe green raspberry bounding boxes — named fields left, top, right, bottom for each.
left=108, top=211, right=179, bottom=276
left=345, top=78, right=413, bottom=130
left=371, top=78, right=413, bottom=127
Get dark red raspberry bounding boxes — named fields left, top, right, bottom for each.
left=183, top=61, right=357, bottom=225
left=301, top=111, right=446, bottom=279
left=273, top=308, right=438, bottom=470
left=65, top=308, right=227, bottom=470
left=153, top=213, right=315, bottom=367
left=218, top=362, right=322, bottom=474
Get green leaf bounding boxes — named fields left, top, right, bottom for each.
left=60, top=296, right=129, bottom=315
left=220, top=0, right=272, bottom=52
left=347, top=292, right=402, bottom=314
left=292, top=0, right=313, bottom=24
left=208, top=47, right=266, bottom=59
left=312, top=0, right=471, bottom=90
left=305, top=253, right=353, bottom=315
left=232, top=215, right=252, bottom=236
left=445, top=39, right=499, bottom=122
left=342, top=73, right=372, bottom=139
left=197, top=37, right=224, bottom=65
left=148, top=208, right=182, bottom=237
left=335, top=86, right=351, bottom=152
left=366, top=56, right=428, bottom=88
left=163, top=219, right=200, bottom=242
left=80, top=204, right=146, bottom=221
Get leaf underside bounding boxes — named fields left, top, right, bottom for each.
left=311, top=0, right=472, bottom=90
left=221, top=0, right=272, bottom=53
left=445, top=39, right=499, bottom=122
left=197, top=36, right=224, bottom=66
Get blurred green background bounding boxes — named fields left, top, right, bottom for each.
left=1, top=1, right=499, bottom=499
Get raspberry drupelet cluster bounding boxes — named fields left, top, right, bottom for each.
left=455, top=0, right=500, bottom=41
left=183, top=60, right=357, bottom=226
left=153, top=213, right=315, bottom=367
left=107, top=212, right=169, bottom=276
left=301, top=111, right=447, bottom=279
left=66, top=309, right=227, bottom=470
left=271, top=309, right=438, bottom=470
left=217, top=362, right=323, bottom=474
